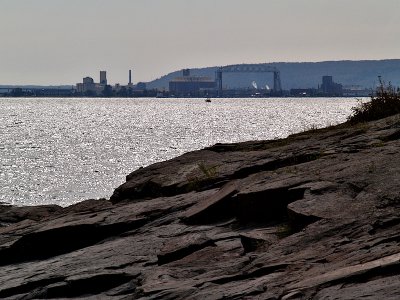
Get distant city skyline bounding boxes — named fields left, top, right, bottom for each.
left=1, top=0, right=399, bottom=85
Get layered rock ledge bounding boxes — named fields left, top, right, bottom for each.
left=1, top=114, right=400, bottom=299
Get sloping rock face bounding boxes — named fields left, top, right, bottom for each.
left=1, top=114, right=400, bottom=299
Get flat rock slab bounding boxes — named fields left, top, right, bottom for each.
left=157, top=233, right=215, bottom=265
left=181, top=181, right=239, bottom=224
left=0, top=204, right=62, bottom=226
left=285, top=252, right=400, bottom=295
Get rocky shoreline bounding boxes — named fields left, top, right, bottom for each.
left=1, top=114, right=400, bottom=299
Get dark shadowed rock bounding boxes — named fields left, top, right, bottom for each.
left=1, top=114, right=400, bottom=299
left=0, top=204, right=62, bottom=227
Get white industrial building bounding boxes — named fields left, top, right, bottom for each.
left=76, top=71, right=108, bottom=95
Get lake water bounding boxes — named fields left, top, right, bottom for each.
left=0, top=97, right=361, bottom=207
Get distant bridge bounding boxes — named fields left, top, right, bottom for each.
left=216, top=64, right=282, bottom=96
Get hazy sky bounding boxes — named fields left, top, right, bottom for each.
left=1, top=0, right=399, bottom=85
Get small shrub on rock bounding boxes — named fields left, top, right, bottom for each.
left=348, top=79, right=400, bottom=124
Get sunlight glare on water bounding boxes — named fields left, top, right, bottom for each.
left=0, top=97, right=360, bottom=206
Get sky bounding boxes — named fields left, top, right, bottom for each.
left=0, top=0, right=399, bottom=85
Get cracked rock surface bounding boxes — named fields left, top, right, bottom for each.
left=1, top=114, right=400, bottom=299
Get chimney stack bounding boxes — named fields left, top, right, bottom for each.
left=129, top=70, right=132, bottom=85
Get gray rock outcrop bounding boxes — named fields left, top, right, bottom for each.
left=0, top=114, right=399, bottom=299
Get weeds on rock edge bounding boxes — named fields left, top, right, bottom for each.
left=348, top=78, right=400, bottom=124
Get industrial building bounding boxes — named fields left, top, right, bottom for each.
left=76, top=70, right=153, bottom=97
left=342, top=85, right=373, bottom=97
left=100, top=71, right=107, bottom=85
left=0, top=87, right=75, bottom=97
left=168, top=66, right=283, bottom=97
left=169, top=69, right=216, bottom=97
left=289, top=76, right=343, bottom=97
left=76, top=72, right=107, bottom=95
left=320, top=76, right=343, bottom=96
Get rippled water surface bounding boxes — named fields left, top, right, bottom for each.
left=0, top=97, right=360, bottom=206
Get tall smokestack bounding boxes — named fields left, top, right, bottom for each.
left=129, top=70, right=132, bottom=85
